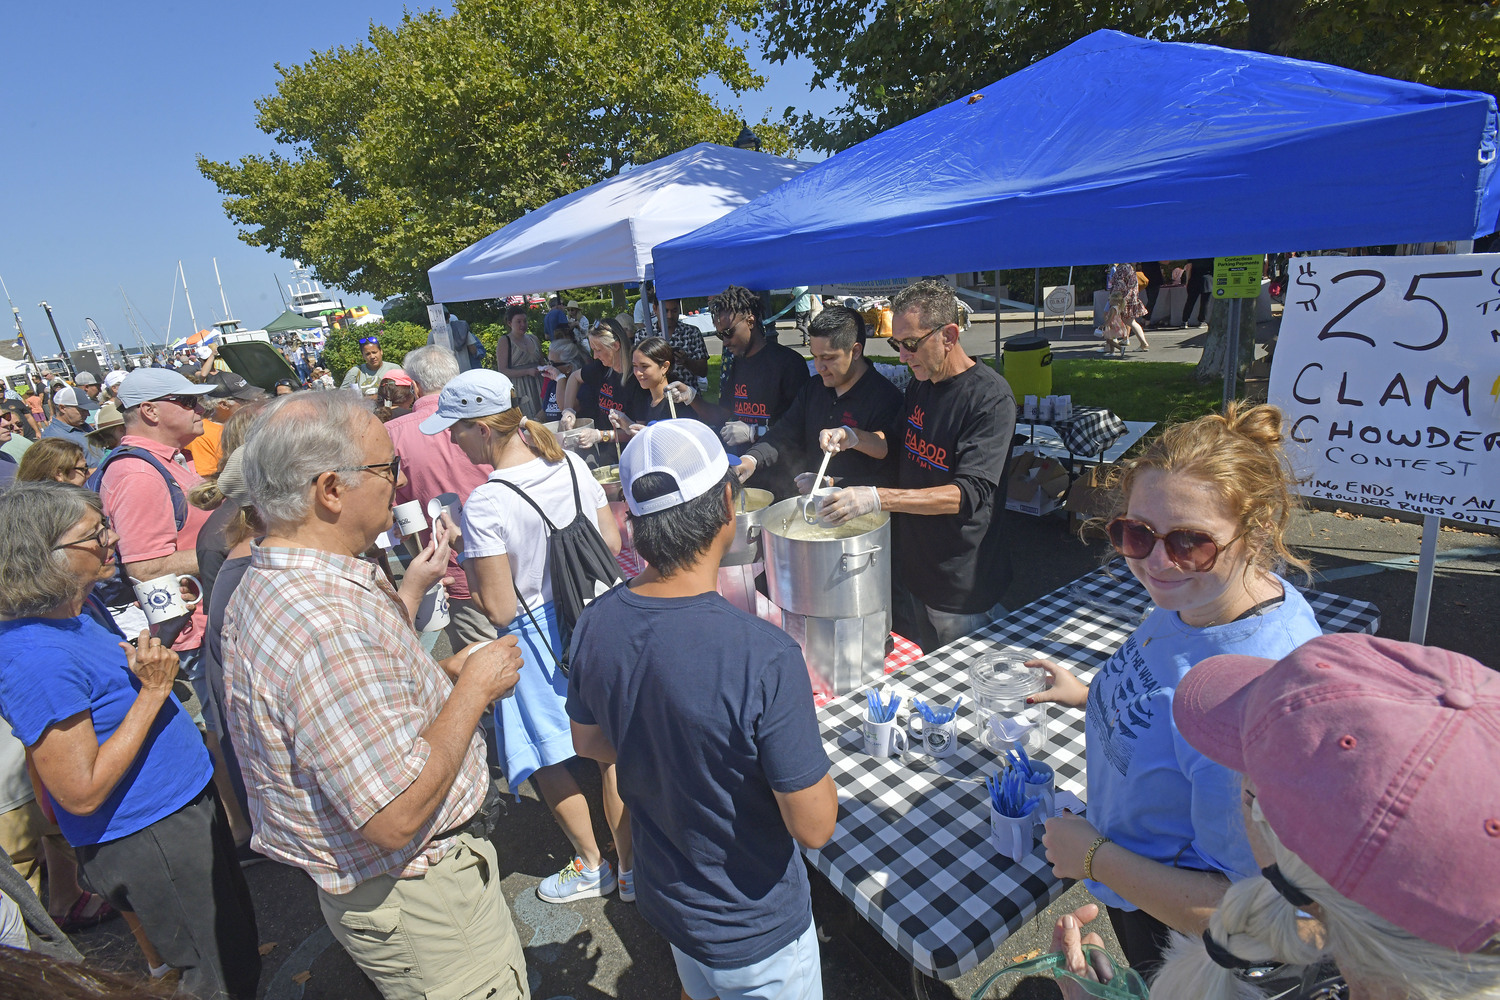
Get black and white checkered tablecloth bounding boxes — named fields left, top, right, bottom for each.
left=1028, top=406, right=1129, bottom=458
left=804, top=565, right=1381, bottom=979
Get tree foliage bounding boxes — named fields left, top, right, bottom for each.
left=761, top=0, right=1500, bottom=152
left=200, top=0, right=791, bottom=301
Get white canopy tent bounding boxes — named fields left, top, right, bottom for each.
left=428, top=143, right=811, bottom=303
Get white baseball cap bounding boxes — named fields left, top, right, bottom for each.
left=619, top=418, right=738, bottom=516
left=52, top=386, right=100, bottom=411
left=418, top=369, right=515, bottom=435
left=103, top=370, right=128, bottom=390
left=72, top=371, right=98, bottom=386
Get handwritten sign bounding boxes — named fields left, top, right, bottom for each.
left=1267, top=253, right=1500, bottom=526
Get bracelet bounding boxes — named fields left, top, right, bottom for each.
left=1082, top=836, right=1110, bottom=881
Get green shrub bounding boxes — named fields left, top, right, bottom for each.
left=323, top=321, right=430, bottom=385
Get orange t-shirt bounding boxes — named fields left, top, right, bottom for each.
left=186, top=419, right=224, bottom=476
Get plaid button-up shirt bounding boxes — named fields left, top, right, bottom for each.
left=662, top=319, right=709, bottom=384
left=222, top=544, right=486, bottom=893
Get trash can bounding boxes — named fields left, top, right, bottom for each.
left=1002, top=336, right=1052, bottom=399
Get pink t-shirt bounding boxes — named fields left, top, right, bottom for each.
left=99, top=434, right=212, bottom=651
left=385, top=394, right=493, bottom=601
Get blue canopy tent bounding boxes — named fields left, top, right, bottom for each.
left=653, top=30, right=1500, bottom=298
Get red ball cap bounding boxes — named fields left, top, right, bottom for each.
left=1173, top=633, right=1500, bottom=953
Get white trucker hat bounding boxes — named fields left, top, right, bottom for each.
left=619, top=418, right=738, bottom=516
left=419, top=369, right=515, bottom=435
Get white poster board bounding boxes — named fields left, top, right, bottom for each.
left=1043, top=285, right=1075, bottom=318
left=427, top=304, right=453, bottom=352
left=1267, top=253, right=1500, bottom=527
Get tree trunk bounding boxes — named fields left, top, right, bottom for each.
left=1193, top=296, right=1258, bottom=385
left=610, top=283, right=627, bottom=311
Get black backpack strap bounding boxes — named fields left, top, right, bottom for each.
left=490, top=478, right=558, bottom=532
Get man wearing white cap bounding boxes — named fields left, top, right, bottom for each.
left=566, top=419, right=837, bottom=1000
left=102, top=369, right=128, bottom=406
left=72, top=371, right=102, bottom=403
left=42, top=385, right=105, bottom=470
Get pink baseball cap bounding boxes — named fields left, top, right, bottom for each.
left=379, top=369, right=414, bottom=387
left=1174, top=633, right=1500, bottom=953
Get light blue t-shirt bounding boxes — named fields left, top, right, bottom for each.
left=0, top=615, right=212, bottom=846
left=1083, top=577, right=1322, bottom=909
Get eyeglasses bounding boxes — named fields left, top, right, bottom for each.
left=154, top=395, right=204, bottom=411
left=893, top=326, right=943, bottom=354
left=1107, top=516, right=1243, bottom=573
left=358, top=337, right=380, bottom=346
left=310, top=455, right=402, bottom=485
left=971, top=946, right=1148, bottom=1000
left=52, top=516, right=113, bottom=551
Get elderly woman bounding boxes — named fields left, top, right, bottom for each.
left=0, top=482, right=260, bottom=998
left=1042, top=635, right=1500, bottom=1000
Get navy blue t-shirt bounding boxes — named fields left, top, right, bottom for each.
left=0, top=615, right=212, bottom=845
left=566, top=585, right=830, bottom=968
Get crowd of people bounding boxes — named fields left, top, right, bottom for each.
left=0, top=282, right=1489, bottom=1000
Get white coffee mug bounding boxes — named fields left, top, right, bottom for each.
left=862, top=715, right=908, bottom=759
left=392, top=500, right=427, bottom=538
left=414, top=582, right=449, bottom=633
left=426, top=492, right=462, bottom=524
left=989, top=803, right=1036, bottom=863
left=923, top=717, right=959, bottom=759
left=131, top=573, right=202, bottom=625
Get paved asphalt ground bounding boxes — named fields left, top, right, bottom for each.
left=67, top=312, right=1498, bottom=999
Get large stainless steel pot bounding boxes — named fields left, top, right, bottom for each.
left=722, top=488, right=773, bottom=568
left=591, top=463, right=623, bottom=503
left=761, top=496, right=890, bottom=619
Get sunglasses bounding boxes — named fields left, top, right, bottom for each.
left=893, top=326, right=942, bottom=354
left=358, top=337, right=380, bottom=346
left=1107, top=517, right=1242, bottom=573
left=155, top=394, right=204, bottom=411
left=53, top=515, right=113, bottom=551
left=311, top=455, right=402, bottom=485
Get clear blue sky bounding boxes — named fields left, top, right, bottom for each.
left=0, top=3, right=838, bottom=354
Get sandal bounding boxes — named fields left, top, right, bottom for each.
left=54, top=891, right=117, bottom=933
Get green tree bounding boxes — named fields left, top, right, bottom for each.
left=762, top=0, right=1499, bottom=153
left=200, top=0, right=792, bottom=302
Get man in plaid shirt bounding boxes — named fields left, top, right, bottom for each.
left=223, top=391, right=529, bottom=1000
left=654, top=297, right=709, bottom=385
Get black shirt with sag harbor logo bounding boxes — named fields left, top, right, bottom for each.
left=895, top=362, right=1017, bottom=614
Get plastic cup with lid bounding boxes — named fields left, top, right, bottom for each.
left=969, top=648, right=1049, bottom=755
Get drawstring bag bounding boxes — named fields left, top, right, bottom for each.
left=493, top=457, right=620, bottom=676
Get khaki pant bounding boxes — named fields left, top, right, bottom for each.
left=0, top=799, right=47, bottom=899
left=445, top=598, right=499, bottom=650
left=319, top=835, right=528, bottom=1000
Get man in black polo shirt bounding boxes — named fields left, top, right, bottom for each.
left=820, top=280, right=1016, bottom=650
left=736, top=306, right=902, bottom=492
left=681, top=285, right=809, bottom=499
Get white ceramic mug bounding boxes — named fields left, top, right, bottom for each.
left=426, top=492, right=462, bottom=524
left=923, top=717, right=959, bottom=758
left=414, top=582, right=449, bottom=633
left=392, top=500, right=427, bottom=538
left=862, top=715, right=908, bottom=759
left=989, top=803, right=1036, bottom=863
left=131, top=573, right=202, bottom=625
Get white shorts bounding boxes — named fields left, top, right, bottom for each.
left=672, top=917, right=822, bottom=1000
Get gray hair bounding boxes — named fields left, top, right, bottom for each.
left=240, top=391, right=370, bottom=531
left=0, top=483, right=103, bottom=617
left=547, top=336, right=588, bottom=369
left=401, top=345, right=461, bottom=395
left=1152, top=799, right=1500, bottom=1000
left=891, top=279, right=964, bottom=332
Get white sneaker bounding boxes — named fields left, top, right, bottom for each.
left=537, top=858, right=615, bottom=903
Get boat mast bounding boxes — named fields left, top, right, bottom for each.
left=0, top=275, right=43, bottom=380
left=178, top=261, right=200, bottom=344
